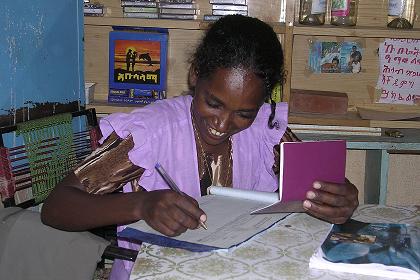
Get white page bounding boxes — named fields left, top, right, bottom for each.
left=126, top=194, right=289, bottom=249
left=208, top=186, right=303, bottom=214
left=207, top=186, right=279, bottom=203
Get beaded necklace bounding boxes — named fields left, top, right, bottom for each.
left=190, top=107, right=232, bottom=187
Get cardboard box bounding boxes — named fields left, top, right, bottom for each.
left=290, top=89, right=348, bottom=115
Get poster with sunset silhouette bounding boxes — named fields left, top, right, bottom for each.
left=109, top=30, right=168, bottom=91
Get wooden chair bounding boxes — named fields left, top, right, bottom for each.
left=0, top=109, right=137, bottom=263
left=0, top=109, right=101, bottom=207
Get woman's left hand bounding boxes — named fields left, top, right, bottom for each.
left=303, top=179, right=359, bottom=224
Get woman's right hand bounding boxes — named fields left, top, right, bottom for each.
left=136, top=190, right=206, bottom=237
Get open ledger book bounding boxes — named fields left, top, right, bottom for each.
left=309, top=219, right=420, bottom=280
left=119, top=186, right=291, bottom=252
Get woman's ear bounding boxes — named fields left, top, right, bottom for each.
left=188, top=65, right=198, bottom=90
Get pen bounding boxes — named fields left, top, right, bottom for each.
left=155, top=162, right=208, bottom=230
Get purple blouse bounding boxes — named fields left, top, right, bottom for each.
left=100, top=95, right=288, bottom=197
left=99, top=95, right=288, bottom=280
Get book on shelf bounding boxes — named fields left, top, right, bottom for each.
left=119, top=186, right=290, bottom=252
left=160, top=0, right=194, bottom=3
left=252, top=140, right=346, bottom=214
left=121, top=1, right=158, bottom=7
left=203, top=14, right=223, bottom=21
left=289, top=124, right=382, bottom=137
left=123, top=6, right=158, bottom=13
left=84, top=3, right=104, bottom=16
left=108, top=27, right=168, bottom=104
left=209, top=0, right=246, bottom=4
left=159, top=13, right=198, bottom=20
left=294, top=130, right=382, bottom=136
left=108, top=89, right=166, bottom=105
left=212, top=9, right=247, bottom=16
left=309, top=219, right=420, bottom=280
left=158, top=2, right=197, bottom=9
left=212, top=4, right=248, bottom=11
left=160, top=8, right=197, bottom=15
left=123, top=12, right=159, bottom=18
left=84, top=82, right=96, bottom=105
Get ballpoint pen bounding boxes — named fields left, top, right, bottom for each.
left=155, top=162, right=208, bottom=230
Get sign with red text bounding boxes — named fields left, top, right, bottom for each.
left=377, top=38, right=420, bottom=105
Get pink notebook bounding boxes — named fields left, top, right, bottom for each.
left=252, top=140, right=346, bottom=214
left=279, top=140, right=346, bottom=202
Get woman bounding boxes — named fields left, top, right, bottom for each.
left=42, top=15, right=358, bottom=279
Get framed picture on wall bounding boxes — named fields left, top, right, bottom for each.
left=108, top=27, right=168, bottom=105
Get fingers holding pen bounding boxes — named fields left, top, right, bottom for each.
left=175, top=192, right=207, bottom=229
left=139, top=190, right=206, bottom=237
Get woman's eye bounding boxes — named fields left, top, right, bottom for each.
left=206, top=100, right=220, bottom=108
left=237, top=112, right=255, bottom=120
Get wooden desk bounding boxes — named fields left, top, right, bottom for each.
left=129, top=204, right=419, bottom=280
left=296, top=129, right=420, bottom=205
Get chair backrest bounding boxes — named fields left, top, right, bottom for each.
left=0, top=109, right=101, bottom=208
left=0, top=109, right=138, bottom=266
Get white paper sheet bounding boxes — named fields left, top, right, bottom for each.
left=376, top=38, right=420, bottom=105
left=207, top=186, right=279, bottom=203
left=126, top=194, right=289, bottom=249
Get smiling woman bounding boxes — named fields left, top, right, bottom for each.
left=190, top=67, right=268, bottom=192
left=41, top=15, right=359, bottom=280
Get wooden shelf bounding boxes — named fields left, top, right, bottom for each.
left=289, top=112, right=420, bottom=129
left=293, top=24, right=420, bottom=38
left=84, top=0, right=420, bottom=128
left=85, top=17, right=286, bottom=33
left=87, top=102, right=420, bottom=129
left=86, top=102, right=143, bottom=115
left=84, top=16, right=202, bottom=30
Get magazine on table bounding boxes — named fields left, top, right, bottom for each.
left=309, top=219, right=420, bottom=280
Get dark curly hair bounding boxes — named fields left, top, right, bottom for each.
left=190, top=15, right=284, bottom=129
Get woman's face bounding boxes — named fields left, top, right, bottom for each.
left=191, top=67, right=265, bottom=147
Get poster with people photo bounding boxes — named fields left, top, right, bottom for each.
left=108, top=27, right=168, bottom=104
left=309, top=41, right=363, bottom=74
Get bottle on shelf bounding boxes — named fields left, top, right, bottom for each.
left=298, top=0, right=327, bottom=25
left=330, top=0, right=359, bottom=26
left=387, top=0, right=416, bottom=29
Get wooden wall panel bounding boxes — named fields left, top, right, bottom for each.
left=291, top=35, right=384, bottom=111
left=166, top=29, right=203, bottom=97
left=84, top=25, right=112, bottom=102
left=248, top=0, right=282, bottom=22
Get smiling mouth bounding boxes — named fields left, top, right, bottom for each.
left=208, top=127, right=226, bottom=137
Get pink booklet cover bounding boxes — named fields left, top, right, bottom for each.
left=252, top=140, right=346, bottom=214
left=279, top=140, right=347, bottom=202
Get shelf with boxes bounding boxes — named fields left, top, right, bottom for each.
left=84, top=0, right=286, bottom=114
left=291, top=0, right=420, bottom=29
left=292, top=25, right=420, bottom=38
left=285, top=0, right=420, bottom=129
left=84, top=0, right=420, bottom=130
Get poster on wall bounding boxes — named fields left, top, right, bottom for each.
left=108, top=28, right=168, bottom=105
left=376, top=38, right=420, bottom=105
left=309, top=41, right=363, bottom=74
